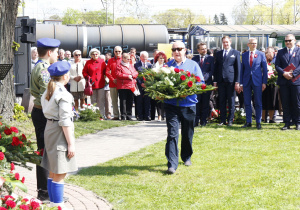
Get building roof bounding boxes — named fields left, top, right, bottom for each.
left=189, top=24, right=300, bottom=36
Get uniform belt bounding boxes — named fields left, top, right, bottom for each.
left=47, top=119, right=58, bottom=122
left=34, top=104, right=42, bottom=109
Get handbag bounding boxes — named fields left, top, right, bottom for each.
left=130, top=83, right=140, bottom=96
left=84, top=76, right=93, bottom=96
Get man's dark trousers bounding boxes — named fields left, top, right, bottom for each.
left=195, top=91, right=211, bottom=125
left=218, top=82, right=236, bottom=123
left=165, top=103, right=196, bottom=170
left=31, top=107, right=49, bottom=197
left=280, top=84, right=300, bottom=125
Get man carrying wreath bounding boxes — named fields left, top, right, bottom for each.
left=161, top=41, right=204, bottom=174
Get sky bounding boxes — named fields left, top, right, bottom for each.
left=21, top=0, right=248, bottom=24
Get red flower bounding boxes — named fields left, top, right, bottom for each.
left=186, top=72, right=191, bottom=77
left=174, top=68, right=180, bottom=73
left=40, top=148, right=44, bottom=156
left=58, top=206, right=62, bottom=210
left=5, top=200, right=16, bottom=208
left=21, top=176, right=25, bottom=183
left=30, top=201, right=40, bottom=210
left=201, top=84, right=207, bottom=90
left=10, top=127, right=18, bottom=133
left=143, top=76, right=146, bottom=81
left=12, top=137, right=21, bottom=146
left=15, top=173, right=20, bottom=180
left=4, top=127, right=12, bottom=135
left=0, top=207, right=7, bottom=210
left=254, top=54, right=258, bottom=58
left=268, top=63, right=271, bottom=65
left=2, top=195, right=14, bottom=201
left=21, top=134, right=27, bottom=141
left=21, top=198, right=29, bottom=203
left=180, top=75, right=186, bottom=81
left=195, top=76, right=201, bottom=82
left=88, top=104, right=91, bottom=106
left=0, top=133, right=1, bottom=139
left=10, top=163, right=15, bottom=171
left=180, top=69, right=184, bottom=72
left=0, top=121, right=2, bottom=125
left=0, top=152, right=4, bottom=161
left=34, top=151, right=40, bottom=156
left=19, top=205, right=30, bottom=210
left=187, top=81, right=193, bottom=87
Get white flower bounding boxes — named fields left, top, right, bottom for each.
left=87, top=106, right=92, bottom=109
left=160, top=67, right=171, bottom=74
left=267, top=65, right=273, bottom=72
left=151, top=68, right=159, bottom=73
left=82, top=104, right=87, bottom=108
left=169, top=66, right=175, bottom=73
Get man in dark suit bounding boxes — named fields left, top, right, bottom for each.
left=275, top=34, right=300, bottom=130
left=134, top=51, right=152, bottom=121
left=214, top=36, right=241, bottom=126
left=240, top=38, right=268, bottom=129
left=192, top=42, right=214, bottom=126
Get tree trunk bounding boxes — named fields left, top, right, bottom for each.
left=0, top=0, right=19, bottom=120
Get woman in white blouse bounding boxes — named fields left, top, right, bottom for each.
left=69, top=49, right=86, bottom=111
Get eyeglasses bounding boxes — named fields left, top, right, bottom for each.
left=115, top=51, right=121, bottom=53
left=74, top=54, right=81, bottom=56
left=91, top=54, right=98, bottom=56
left=171, top=48, right=184, bottom=52
left=285, top=40, right=293, bottom=42
left=249, top=43, right=257, bottom=45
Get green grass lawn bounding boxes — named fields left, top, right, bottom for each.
left=67, top=123, right=300, bottom=209
left=8, top=119, right=138, bottom=140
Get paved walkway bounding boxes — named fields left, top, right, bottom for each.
left=15, top=120, right=168, bottom=210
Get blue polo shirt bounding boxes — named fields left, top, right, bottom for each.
left=164, top=58, right=204, bottom=107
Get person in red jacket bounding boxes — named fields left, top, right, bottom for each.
left=116, top=53, right=138, bottom=120
left=106, top=46, right=122, bottom=120
left=83, top=48, right=106, bottom=118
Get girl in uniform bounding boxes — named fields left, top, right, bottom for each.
left=41, top=61, right=77, bottom=209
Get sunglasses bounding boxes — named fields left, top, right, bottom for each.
left=74, top=54, right=81, bottom=56
left=115, top=51, right=121, bottom=53
left=285, top=40, right=293, bottom=42
left=171, top=48, right=184, bottom=52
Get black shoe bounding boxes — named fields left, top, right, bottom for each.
left=296, top=125, right=300, bottom=130
left=184, top=160, right=192, bottom=166
left=218, top=122, right=226, bottom=126
left=200, top=122, right=207, bottom=126
left=37, top=191, right=50, bottom=203
left=256, top=123, right=262, bottom=130
left=281, top=125, right=290, bottom=130
left=166, top=168, right=176, bottom=174
left=227, top=122, right=233, bottom=126
left=269, top=120, right=275, bottom=123
left=144, top=117, right=151, bottom=121
left=241, top=122, right=252, bottom=128
left=126, top=117, right=132, bottom=120
left=194, top=123, right=199, bottom=127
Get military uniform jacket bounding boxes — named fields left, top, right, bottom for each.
left=30, top=59, right=50, bottom=106
left=41, top=82, right=77, bottom=174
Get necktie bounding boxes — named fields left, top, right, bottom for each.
left=200, top=56, right=204, bottom=67
left=224, top=50, right=227, bottom=60
left=289, top=48, right=292, bottom=60
left=250, top=51, right=253, bottom=67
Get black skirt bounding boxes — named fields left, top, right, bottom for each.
left=262, top=84, right=279, bottom=110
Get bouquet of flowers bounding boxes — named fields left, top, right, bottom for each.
left=234, top=108, right=246, bottom=124
left=78, top=104, right=102, bottom=121
left=138, top=66, right=215, bottom=100
left=267, top=63, right=277, bottom=86
left=0, top=123, right=42, bottom=168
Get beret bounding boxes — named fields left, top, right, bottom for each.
left=37, top=38, right=61, bottom=48
left=48, top=61, right=70, bottom=77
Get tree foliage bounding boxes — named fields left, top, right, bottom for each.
left=153, top=8, right=206, bottom=28
left=213, top=14, right=220, bottom=25
left=62, top=8, right=82, bottom=24
left=232, top=0, right=300, bottom=25
left=219, top=13, right=228, bottom=25
left=115, top=17, right=150, bottom=24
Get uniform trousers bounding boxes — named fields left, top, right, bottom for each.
left=31, top=107, right=49, bottom=195
left=91, top=88, right=105, bottom=117
left=110, top=87, right=119, bottom=118
left=165, top=103, right=196, bottom=170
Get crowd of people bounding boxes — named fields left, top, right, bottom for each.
left=29, top=33, right=300, bottom=198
